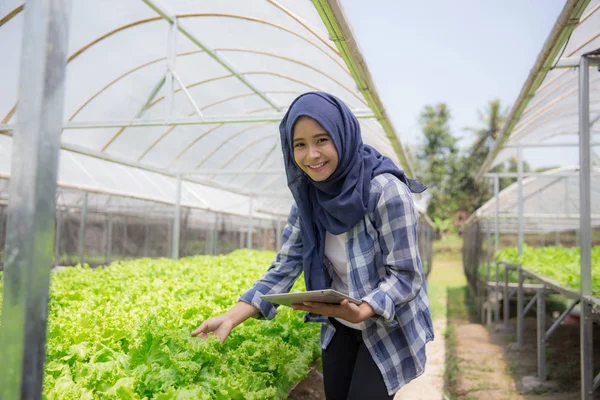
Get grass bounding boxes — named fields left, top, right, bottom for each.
left=426, top=245, right=467, bottom=320
left=444, top=326, right=459, bottom=398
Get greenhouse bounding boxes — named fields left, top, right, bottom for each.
left=464, top=0, right=600, bottom=398
left=2, top=0, right=599, bottom=398
left=0, top=0, right=435, bottom=399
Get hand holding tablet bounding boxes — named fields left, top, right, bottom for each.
left=260, top=289, right=362, bottom=308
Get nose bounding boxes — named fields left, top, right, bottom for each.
left=307, top=145, right=321, bottom=160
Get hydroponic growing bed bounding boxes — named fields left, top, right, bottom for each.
left=0, top=250, right=320, bottom=399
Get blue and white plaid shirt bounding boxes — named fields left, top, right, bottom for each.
left=239, top=173, right=434, bottom=395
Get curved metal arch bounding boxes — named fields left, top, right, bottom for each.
left=2, top=12, right=348, bottom=123
left=225, top=136, right=281, bottom=185
left=69, top=50, right=204, bottom=121
left=567, top=31, right=600, bottom=57
left=266, top=0, right=339, bottom=57
left=514, top=106, right=597, bottom=141
left=0, top=4, right=23, bottom=28
left=215, top=48, right=366, bottom=105
left=195, top=122, right=275, bottom=169
left=512, top=77, right=600, bottom=139
left=101, top=74, right=235, bottom=152
left=243, top=71, right=322, bottom=91
left=143, top=72, right=320, bottom=113
left=536, top=14, right=599, bottom=100
left=138, top=90, right=302, bottom=162
left=511, top=89, right=600, bottom=142
left=525, top=71, right=579, bottom=116
left=168, top=106, right=273, bottom=169
left=69, top=46, right=347, bottom=126
left=206, top=134, right=276, bottom=181
left=580, top=2, right=600, bottom=22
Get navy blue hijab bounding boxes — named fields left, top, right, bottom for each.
left=279, top=92, right=426, bottom=291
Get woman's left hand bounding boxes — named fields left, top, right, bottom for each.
left=291, top=299, right=375, bottom=323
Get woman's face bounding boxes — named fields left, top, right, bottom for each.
left=292, top=116, right=339, bottom=182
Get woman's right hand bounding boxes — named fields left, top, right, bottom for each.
left=191, top=315, right=234, bottom=343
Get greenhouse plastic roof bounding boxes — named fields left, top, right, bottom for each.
left=469, top=166, right=600, bottom=233
left=478, top=0, right=600, bottom=175
left=0, top=0, right=413, bottom=219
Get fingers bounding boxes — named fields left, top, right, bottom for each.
left=191, top=321, right=209, bottom=337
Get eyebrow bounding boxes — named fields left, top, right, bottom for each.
left=293, top=133, right=328, bottom=143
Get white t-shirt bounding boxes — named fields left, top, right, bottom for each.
left=324, top=231, right=367, bottom=330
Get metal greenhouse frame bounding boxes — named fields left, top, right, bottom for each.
left=469, top=1, right=600, bottom=398
left=0, top=0, right=434, bottom=398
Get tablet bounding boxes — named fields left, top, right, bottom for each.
left=260, top=289, right=362, bottom=308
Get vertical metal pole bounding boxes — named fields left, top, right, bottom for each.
left=213, top=213, right=219, bottom=255
left=503, top=266, right=510, bottom=328
left=495, top=261, right=500, bottom=322
left=555, top=230, right=559, bottom=246
left=486, top=228, right=491, bottom=325
left=517, top=146, right=524, bottom=256
left=172, top=174, right=182, bottom=259
left=78, top=192, right=88, bottom=265
left=486, top=229, right=491, bottom=283
left=144, top=218, right=150, bottom=257
left=239, top=229, right=244, bottom=249
left=537, top=288, right=546, bottom=380
left=276, top=217, right=282, bottom=250
left=579, top=55, right=593, bottom=400
left=494, top=175, right=500, bottom=253
left=565, top=176, right=569, bottom=215
left=106, top=215, right=113, bottom=263
left=54, top=210, right=62, bottom=266
left=517, top=265, right=524, bottom=346
left=0, top=0, right=71, bottom=397
left=247, top=196, right=254, bottom=249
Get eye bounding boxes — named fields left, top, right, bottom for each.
left=317, top=137, right=329, bottom=144
left=293, top=142, right=304, bottom=148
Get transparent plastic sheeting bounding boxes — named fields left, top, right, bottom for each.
left=471, top=166, right=600, bottom=234
left=492, top=1, right=600, bottom=167
left=0, top=135, right=287, bottom=220
left=0, top=0, right=402, bottom=218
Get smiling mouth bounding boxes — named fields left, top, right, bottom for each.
left=307, top=162, right=327, bottom=171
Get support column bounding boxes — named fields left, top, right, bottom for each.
left=106, top=216, right=113, bottom=264
left=579, top=55, right=593, bottom=400
left=517, top=265, right=524, bottom=346
left=537, top=288, right=546, bottom=380
left=503, top=266, right=510, bottom=328
left=0, top=0, right=71, bottom=397
left=494, top=174, right=500, bottom=253
left=172, top=174, right=182, bottom=259
left=54, top=210, right=62, bottom=266
left=517, top=146, right=524, bottom=256
left=247, top=196, right=254, bottom=249
left=78, top=193, right=88, bottom=265
left=144, top=218, right=150, bottom=257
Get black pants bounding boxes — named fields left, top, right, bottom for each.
left=322, top=318, right=395, bottom=400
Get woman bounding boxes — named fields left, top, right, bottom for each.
left=192, top=92, right=433, bottom=399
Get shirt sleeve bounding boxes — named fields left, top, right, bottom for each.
left=361, top=179, right=424, bottom=326
left=238, top=203, right=304, bottom=320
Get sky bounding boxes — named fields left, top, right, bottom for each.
left=341, top=0, right=577, bottom=170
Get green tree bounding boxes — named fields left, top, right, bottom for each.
left=416, top=104, right=461, bottom=221
left=458, top=100, right=509, bottom=214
